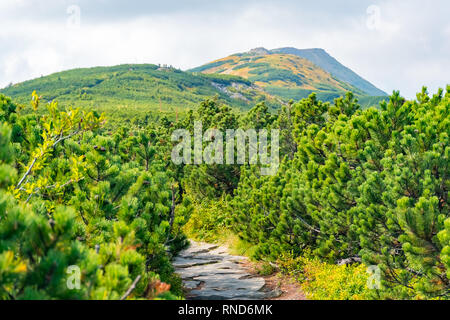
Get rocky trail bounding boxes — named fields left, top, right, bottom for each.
left=173, top=241, right=282, bottom=300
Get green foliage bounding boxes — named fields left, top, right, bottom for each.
left=0, top=93, right=187, bottom=299
left=277, top=251, right=372, bottom=300
left=255, top=262, right=276, bottom=276
left=271, top=88, right=346, bottom=104
left=0, top=64, right=277, bottom=124
left=189, top=59, right=236, bottom=73
left=271, top=48, right=387, bottom=96
left=183, top=197, right=230, bottom=242
left=181, top=99, right=242, bottom=201
left=438, top=218, right=450, bottom=280
left=229, top=88, right=449, bottom=299
left=248, top=66, right=305, bottom=86
left=0, top=82, right=448, bottom=300
left=188, top=49, right=384, bottom=103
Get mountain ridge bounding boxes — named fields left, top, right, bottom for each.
left=190, top=47, right=387, bottom=98
left=270, top=47, right=386, bottom=96
left=0, top=48, right=388, bottom=115
left=0, top=64, right=281, bottom=113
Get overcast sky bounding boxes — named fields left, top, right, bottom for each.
left=0, top=0, right=448, bottom=98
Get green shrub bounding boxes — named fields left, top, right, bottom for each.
left=277, top=252, right=372, bottom=300
left=230, top=88, right=450, bottom=299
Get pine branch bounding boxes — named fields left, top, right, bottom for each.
left=16, top=130, right=80, bottom=190
left=165, top=186, right=176, bottom=246
left=120, top=275, right=142, bottom=300
left=16, top=157, right=36, bottom=189
left=51, top=130, right=80, bottom=148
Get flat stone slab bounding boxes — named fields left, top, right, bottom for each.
left=183, top=280, right=202, bottom=290
left=174, top=241, right=280, bottom=300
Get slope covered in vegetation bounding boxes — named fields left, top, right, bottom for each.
left=271, top=47, right=387, bottom=96
left=190, top=47, right=387, bottom=105
left=0, top=64, right=281, bottom=115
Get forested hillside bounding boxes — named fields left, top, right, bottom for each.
left=0, top=48, right=389, bottom=119
left=0, top=64, right=281, bottom=117
left=0, top=84, right=448, bottom=299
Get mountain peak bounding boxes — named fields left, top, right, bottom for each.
left=189, top=46, right=387, bottom=101
left=274, top=47, right=326, bottom=53
left=190, top=50, right=368, bottom=102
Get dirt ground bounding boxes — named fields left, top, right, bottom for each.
left=241, top=260, right=307, bottom=300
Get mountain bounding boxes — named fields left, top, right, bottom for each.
left=1, top=49, right=387, bottom=116
left=270, top=47, right=387, bottom=96
left=0, top=64, right=280, bottom=114
left=190, top=47, right=387, bottom=102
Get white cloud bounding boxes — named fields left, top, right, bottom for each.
left=0, top=0, right=448, bottom=98
left=0, top=0, right=25, bottom=10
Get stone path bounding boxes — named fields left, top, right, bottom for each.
left=173, top=241, right=281, bottom=300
